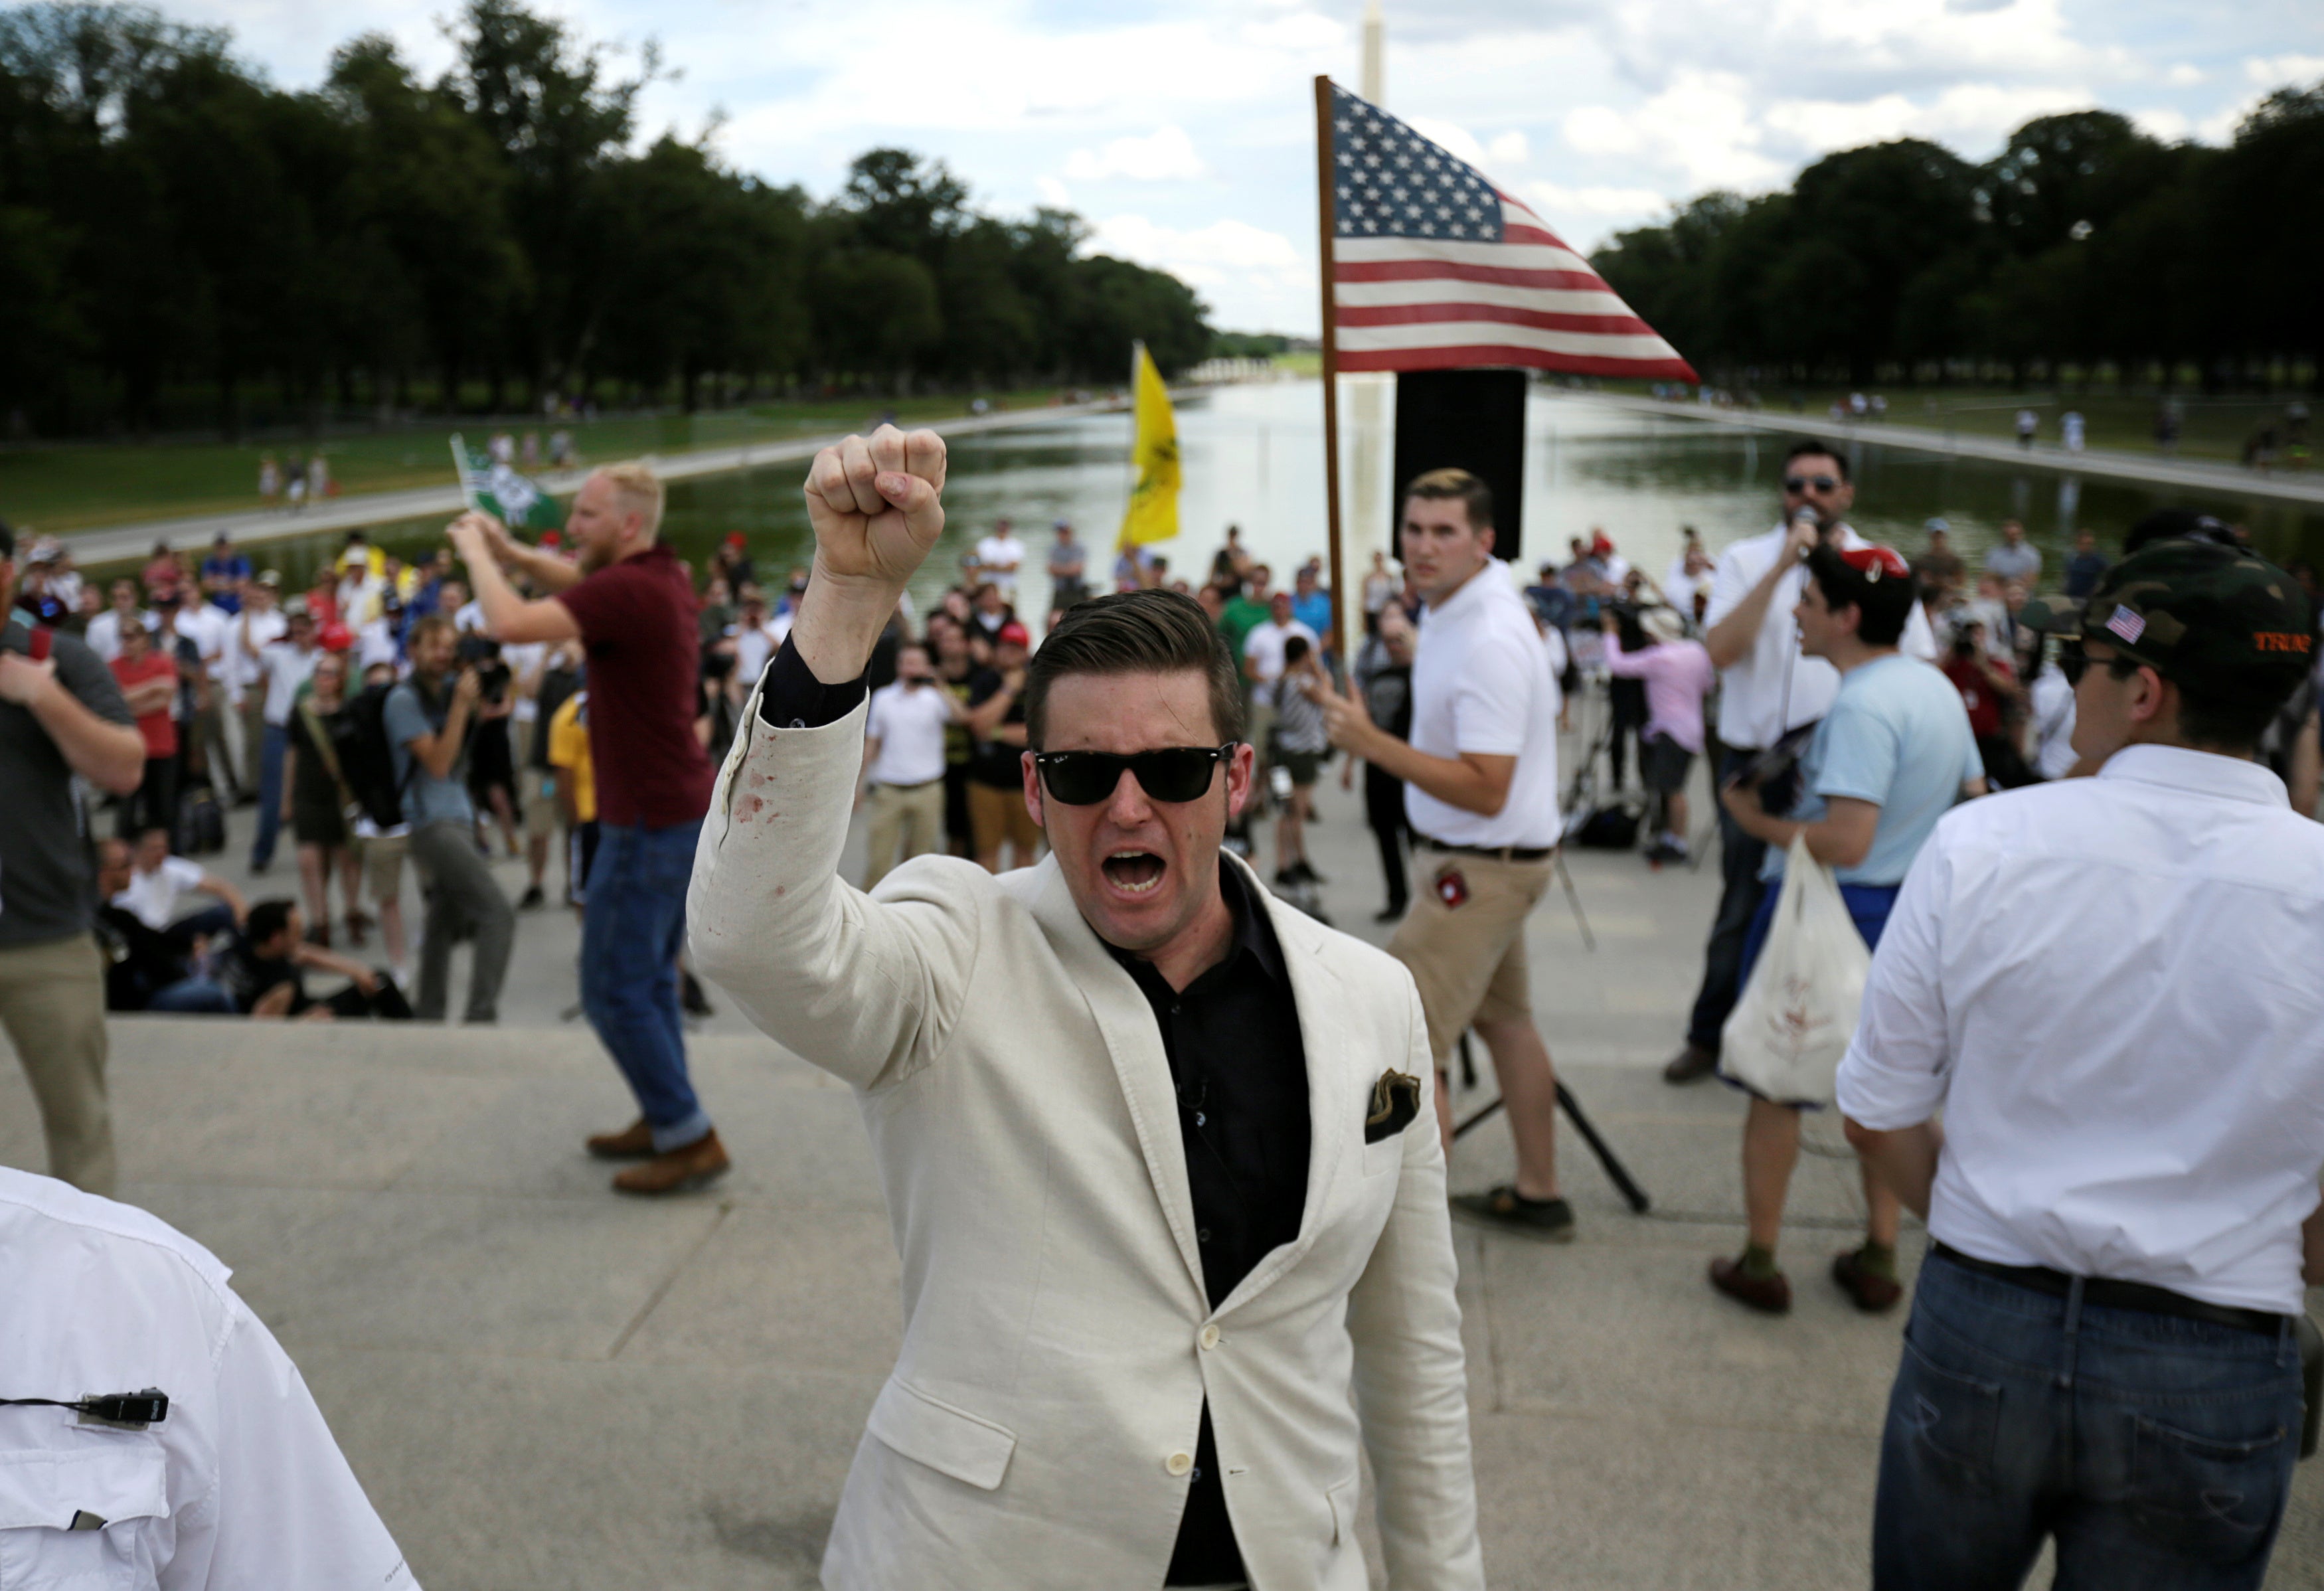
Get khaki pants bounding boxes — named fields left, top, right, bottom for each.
left=0, top=934, right=114, bottom=1195
left=865, top=780, right=946, bottom=888
left=1386, top=845, right=1555, bottom=1064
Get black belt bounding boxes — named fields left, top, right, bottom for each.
left=1930, top=1242, right=2289, bottom=1338
left=1416, top=835, right=1554, bottom=864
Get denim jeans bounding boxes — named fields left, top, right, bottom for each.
left=1685, top=746, right=1768, bottom=1051
left=1872, top=1249, right=2303, bottom=1590
left=149, top=976, right=237, bottom=1013
left=582, top=819, right=708, bottom=1150
left=250, top=721, right=289, bottom=867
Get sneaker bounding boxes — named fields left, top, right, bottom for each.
left=612, top=1129, right=731, bottom=1195
left=1831, top=1246, right=1904, bottom=1313
left=517, top=884, right=546, bottom=911
left=1709, top=1254, right=1792, bottom=1314
left=1662, top=1043, right=1718, bottom=1085
left=1450, top=1185, right=1576, bottom=1243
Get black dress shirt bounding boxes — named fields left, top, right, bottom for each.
left=1106, top=860, right=1310, bottom=1586
left=756, top=639, right=1315, bottom=1584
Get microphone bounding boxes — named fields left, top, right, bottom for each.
left=1791, top=501, right=1820, bottom=558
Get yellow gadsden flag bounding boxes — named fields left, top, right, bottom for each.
left=1118, top=342, right=1180, bottom=548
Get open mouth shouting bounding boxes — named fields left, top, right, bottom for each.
left=1102, top=850, right=1167, bottom=895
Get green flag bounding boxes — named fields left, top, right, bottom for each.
left=450, top=434, right=565, bottom=531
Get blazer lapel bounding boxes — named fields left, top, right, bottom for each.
left=1212, top=854, right=1353, bottom=1314
left=1025, top=855, right=1212, bottom=1311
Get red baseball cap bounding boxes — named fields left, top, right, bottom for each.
left=540, top=530, right=562, bottom=548
left=997, top=621, right=1031, bottom=648
left=1839, top=545, right=1910, bottom=582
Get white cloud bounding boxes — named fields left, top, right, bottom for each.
left=2166, top=64, right=2206, bottom=86
left=2245, top=53, right=2324, bottom=86
left=1487, top=129, right=1531, bottom=165
left=1090, top=215, right=1303, bottom=286
left=2133, top=107, right=2192, bottom=141
left=1063, top=125, right=1206, bottom=183
left=1523, top=181, right=1670, bottom=218
left=1035, top=175, right=1072, bottom=208
left=1242, top=11, right=1345, bottom=51
left=1560, top=71, right=1784, bottom=189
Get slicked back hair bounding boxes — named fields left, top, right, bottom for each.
left=1401, top=466, right=1494, bottom=531
left=1025, top=589, right=1245, bottom=750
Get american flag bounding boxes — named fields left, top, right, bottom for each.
left=1326, top=83, right=1698, bottom=381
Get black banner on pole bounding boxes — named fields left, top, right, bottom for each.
left=1391, top=369, right=1529, bottom=563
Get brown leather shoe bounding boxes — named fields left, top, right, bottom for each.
left=1709, top=1254, right=1792, bottom=1314
left=1832, top=1246, right=1904, bottom=1313
left=1663, top=1043, right=1718, bottom=1085
left=585, top=1119, right=656, bottom=1160
left=612, top=1130, right=731, bottom=1195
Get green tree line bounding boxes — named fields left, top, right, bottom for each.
left=0, top=0, right=1212, bottom=440
left=1592, top=94, right=2324, bottom=392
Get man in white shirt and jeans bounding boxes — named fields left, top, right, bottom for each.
left=860, top=639, right=959, bottom=886
left=1841, top=539, right=2324, bottom=1590
left=1319, top=467, right=1572, bottom=1240
left=1664, top=442, right=1936, bottom=1086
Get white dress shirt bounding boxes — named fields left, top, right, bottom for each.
left=258, top=641, right=319, bottom=726
left=1835, top=746, right=2324, bottom=1314
left=1405, top=560, right=1561, bottom=849
left=1705, top=523, right=1938, bottom=750
left=233, top=608, right=287, bottom=703
left=865, top=679, right=954, bottom=786
left=0, top=1167, right=417, bottom=1586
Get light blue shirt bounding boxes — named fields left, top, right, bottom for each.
left=1763, top=653, right=1983, bottom=887
left=1291, top=590, right=1333, bottom=639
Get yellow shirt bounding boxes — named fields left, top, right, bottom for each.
left=546, top=692, right=596, bottom=823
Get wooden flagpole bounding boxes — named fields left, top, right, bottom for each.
left=1313, top=75, right=1347, bottom=662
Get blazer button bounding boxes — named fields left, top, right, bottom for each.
left=1166, top=1451, right=1194, bottom=1477
left=1199, top=1324, right=1222, bottom=1351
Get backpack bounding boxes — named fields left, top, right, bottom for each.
left=174, top=782, right=226, bottom=856
left=1572, top=801, right=1643, bottom=850
left=335, top=682, right=412, bottom=829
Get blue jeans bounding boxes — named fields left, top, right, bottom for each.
left=250, top=722, right=289, bottom=867
left=149, top=976, right=236, bottom=1013
left=581, top=819, right=708, bottom=1150
left=1685, top=747, right=1768, bottom=1050
left=1873, top=1250, right=2303, bottom=1590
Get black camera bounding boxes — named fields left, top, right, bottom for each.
left=456, top=633, right=511, bottom=702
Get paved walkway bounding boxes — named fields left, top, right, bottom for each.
left=5, top=743, right=2320, bottom=1587
left=1576, top=391, right=2324, bottom=507
left=54, top=396, right=1133, bottom=567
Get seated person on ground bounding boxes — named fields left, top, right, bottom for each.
left=114, top=825, right=246, bottom=940
left=210, top=899, right=412, bottom=1021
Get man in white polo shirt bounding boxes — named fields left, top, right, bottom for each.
left=1663, top=441, right=1936, bottom=1086
left=859, top=639, right=959, bottom=887
left=1840, top=539, right=2324, bottom=1590
left=1319, top=467, right=1570, bottom=1240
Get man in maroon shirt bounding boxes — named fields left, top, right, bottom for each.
left=449, top=462, right=726, bottom=1193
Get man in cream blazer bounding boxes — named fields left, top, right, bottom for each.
left=689, top=426, right=1483, bottom=1590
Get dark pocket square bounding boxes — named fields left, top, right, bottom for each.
left=1365, top=1069, right=1422, bottom=1143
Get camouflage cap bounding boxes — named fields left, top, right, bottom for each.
left=2018, top=539, right=2313, bottom=697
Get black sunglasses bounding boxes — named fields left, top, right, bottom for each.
left=1033, top=744, right=1236, bottom=805
left=1784, top=474, right=1841, bottom=493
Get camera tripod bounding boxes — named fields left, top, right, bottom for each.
left=1449, top=1031, right=1651, bottom=1214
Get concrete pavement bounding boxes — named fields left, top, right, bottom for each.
left=5, top=736, right=2321, bottom=1588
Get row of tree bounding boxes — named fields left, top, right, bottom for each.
left=0, top=0, right=1213, bottom=438
left=1592, top=94, right=2324, bottom=391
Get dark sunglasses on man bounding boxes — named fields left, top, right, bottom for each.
left=1032, top=744, right=1238, bottom=805
left=1784, top=473, right=1841, bottom=494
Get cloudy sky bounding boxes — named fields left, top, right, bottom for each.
left=183, top=0, right=2321, bottom=333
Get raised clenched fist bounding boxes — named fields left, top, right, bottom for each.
left=803, top=426, right=948, bottom=592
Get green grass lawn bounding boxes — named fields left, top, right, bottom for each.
left=0, top=389, right=1074, bottom=537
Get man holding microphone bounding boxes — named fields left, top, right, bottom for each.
left=1841, top=539, right=2324, bottom=1588
left=1663, top=442, right=1936, bottom=1086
